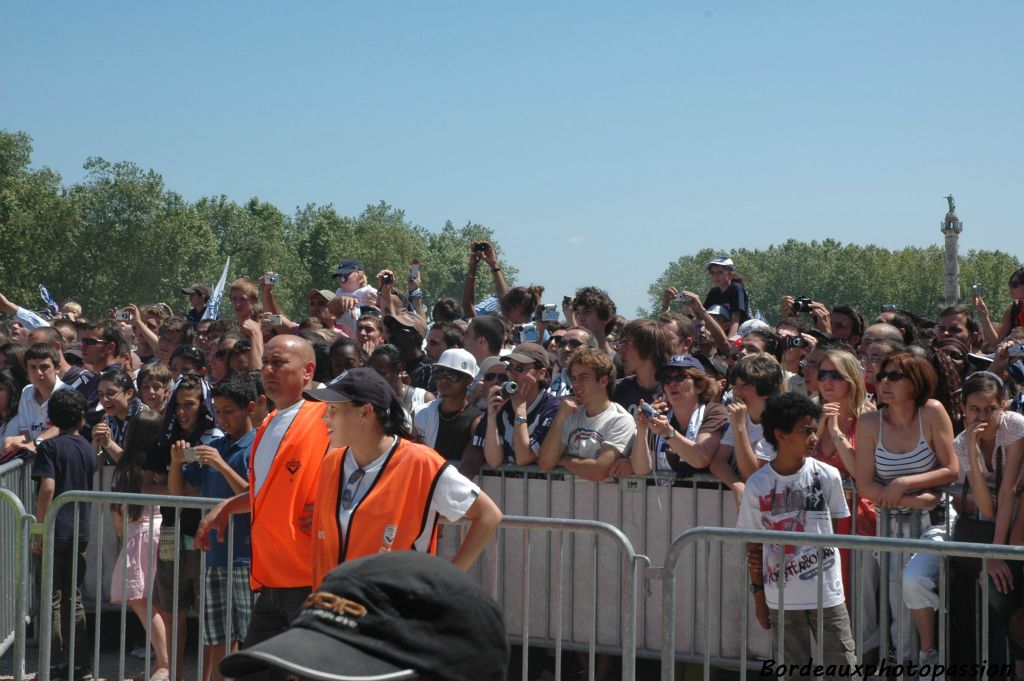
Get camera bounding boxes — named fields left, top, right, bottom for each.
left=639, top=402, right=659, bottom=419
left=972, top=283, right=982, bottom=298
left=562, top=295, right=572, bottom=306
left=267, top=314, right=284, bottom=326
left=183, top=447, right=200, bottom=463
left=786, top=336, right=809, bottom=349
left=263, top=273, right=280, bottom=285
left=115, top=309, right=131, bottom=321
left=791, top=296, right=814, bottom=314
left=474, top=243, right=488, bottom=253
left=541, top=304, right=559, bottom=322
left=381, top=273, right=394, bottom=285
left=500, top=380, right=518, bottom=398
left=1009, top=343, right=1024, bottom=359
left=880, top=304, right=897, bottom=313
left=410, top=260, right=420, bottom=278
left=517, top=323, right=539, bottom=343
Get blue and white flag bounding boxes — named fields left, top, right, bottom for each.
left=39, top=284, right=59, bottom=317
left=202, top=257, right=231, bottom=321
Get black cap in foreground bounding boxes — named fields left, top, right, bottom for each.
left=220, top=551, right=509, bottom=681
left=303, top=367, right=398, bottom=411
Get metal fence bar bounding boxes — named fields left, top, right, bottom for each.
left=0, top=488, right=31, bottom=681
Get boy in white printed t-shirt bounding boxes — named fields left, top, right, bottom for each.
left=538, top=347, right=636, bottom=482
left=737, top=392, right=856, bottom=678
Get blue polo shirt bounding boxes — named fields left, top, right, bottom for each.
left=182, top=430, right=255, bottom=567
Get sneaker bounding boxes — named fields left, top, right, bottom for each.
left=918, top=649, right=938, bottom=674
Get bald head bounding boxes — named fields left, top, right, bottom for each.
left=262, top=335, right=317, bottom=408
left=861, top=323, right=903, bottom=346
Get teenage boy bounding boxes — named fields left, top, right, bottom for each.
left=737, top=392, right=856, bottom=677
left=4, top=343, right=71, bottom=453
left=182, top=284, right=212, bottom=329
left=613, top=319, right=672, bottom=415
left=31, top=390, right=95, bottom=681
left=413, top=349, right=480, bottom=461
left=710, top=353, right=785, bottom=502
left=170, top=374, right=256, bottom=681
left=571, top=286, right=617, bottom=358
left=538, top=347, right=636, bottom=481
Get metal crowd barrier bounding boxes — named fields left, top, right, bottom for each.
left=0, top=486, right=32, bottom=681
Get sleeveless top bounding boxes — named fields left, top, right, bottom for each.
left=874, top=409, right=938, bottom=483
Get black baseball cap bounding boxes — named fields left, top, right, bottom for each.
left=303, top=367, right=398, bottom=410
left=181, top=284, right=211, bottom=298
left=333, top=259, right=364, bottom=277
left=219, top=551, right=509, bottom=681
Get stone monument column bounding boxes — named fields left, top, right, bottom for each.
left=940, top=194, right=962, bottom=307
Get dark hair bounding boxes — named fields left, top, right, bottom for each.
left=206, top=318, right=241, bottom=340
left=212, top=373, right=258, bottom=409
left=776, top=316, right=812, bottom=335
left=431, top=298, right=461, bottom=323
left=98, top=368, right=136, bottom=395
left=621, top=319, right=672, bottom=368
left=113, top=409, right=164, bottom=521
left=658, top=312, right=696, bottom=344
left=572, top=286, right=617, bottom=334
left=501, top=285, right=544, bottom=319
left=761, top=393, right=823, bottom=448
left=747, top=328, right=781, bottom=359
left=159, top=316, right=195, bottom=345
left=170, top=345, right=207, bottom=370
left=939, top=306, right=979, bottom=335
left=84, top=319, right=128, bottom=356
left=29, top=326, right=64, bottom=350
left=886, top=311, right=919, bottom=345
left=962, top=372, right=1007, bottom=403
left=25, top=342, right=60, bottom=366
left=732, top=353, right=784, bottom=397
left=329, top=337, right=365, bottom=367
left=468, top=315, right=505, bottom=354
left=137, top=363, right=173, bottom=390
left=830, top=304, right=865, bottom=339
left=428, top=321, right=463, bottom=350
left=0, top=344, right=28, bottom=393
left=298, top=331, right=333, bottom=384
left=879, top=351, right=937, bottom=407
left=0, top=369, right=21, bottom=422
left=370, top=344, right=403, bottom=370
left=48, top=389, right=87, bottom=429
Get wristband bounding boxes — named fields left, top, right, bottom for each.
left=831, top=433, right=847, bottom=443
left=665, top=429, right=677, bottom=441
left=491, top=267, right=501, bottom=273
left=749, top=583, right=764, bottom=593
left=513, top=416, right=528, bottom=424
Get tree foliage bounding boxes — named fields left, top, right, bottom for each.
left=646, top=239, right=1020, bottom=324
left=0, top=130, right=516, bottom=319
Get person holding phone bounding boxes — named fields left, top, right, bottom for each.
left=976, top=267, right=1024, bottom=350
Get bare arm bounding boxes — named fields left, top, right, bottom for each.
left=462, top=247, right=481, bottom=318
left=538, top=407, right=571, bottom=471
left=560, top=447, right=619, bottom=481
left=195, top=492, right=252, bottom=551
left=450, top=491, right=503, bottom=571
left=260, top=275, right=282, bottom=315
left=994, top=438, right=1024, bottom=545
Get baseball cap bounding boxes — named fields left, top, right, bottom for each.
left=303, top=367, right=399, bottom=411
left=333, top=259, right=364, bottom=277
left=383, top=311, right=427, bottom=338
left=706, top=256, right=735, bottom=270
left=181, top=284, right=211, bottom=299
left=308, top=289, right=337, bottom=302
left=505, top=342, right=552, bottom=371
left=476, top=356, right=505, bottom=379
left=737, top=319, right=771, bottom=337
left=706, top=304, right=730, bottom=319
left=693, top=352, right=728, bottom=378
left=219, top=551, right=509, bottom=681
left=433, top=348, right=478, bottom=380
left=655, top=354, right=704, bottom=382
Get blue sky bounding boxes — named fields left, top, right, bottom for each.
left=4, top=2, right=1022, bottom=314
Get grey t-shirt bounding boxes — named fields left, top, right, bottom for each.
left=560, top=401, right=637, bottom=459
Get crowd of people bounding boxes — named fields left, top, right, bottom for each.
left=2, top=242, right=1024, bottom=680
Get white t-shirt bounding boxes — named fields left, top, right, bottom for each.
left=334, top=285, right=379, bottom=333
left=560, top=401, right=636, bottom=459
left=736, top=457, right=850, bottom=610
left=251, top=400, right=304, bottom=497
left=337, top=439, right=480, bottom=551
left=12, top=379, right=71, bottom=439
left=721, top=413, right=777, bottom=463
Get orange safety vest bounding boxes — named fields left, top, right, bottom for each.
left=248, top=400, right=329, bottom=590
left=311, top=438, right=449, bottom=587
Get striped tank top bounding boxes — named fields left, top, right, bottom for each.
left=874, top=409, right=937, bottom=483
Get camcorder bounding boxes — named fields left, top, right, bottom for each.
left=516, top=323, right=539, bottom=343
left=541, top=304, right=559, bottom=322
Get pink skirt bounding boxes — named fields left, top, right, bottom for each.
left=111, top=514, right=162, bottom=604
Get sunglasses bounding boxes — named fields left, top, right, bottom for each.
left=659, top=373, right=690, bottom=385
left=876, top=370, right=908, bottom=383
left=482, top=372, right=508, bottom=382
left=80, top=337, right=110, bottom=346
left=817, top=369, right=845, bottom=382
left=554, top=337, right=584, bottom=349
left=432, top=368, right=466, bottom=382
left=507, top=362, right=536, bottom=374
left=340, top=468, right=366, bottom=511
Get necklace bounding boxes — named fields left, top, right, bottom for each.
left=439, top=402, right=469, bottom=422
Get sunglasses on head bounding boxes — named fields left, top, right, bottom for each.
left=876, top=370, right=907, bottom=383
left=817, top=369, right=844, bottom=382
left=483, top=372, right=507, bottom=382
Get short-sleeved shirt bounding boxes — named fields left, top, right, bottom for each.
left=612, top=376, right=661, bottom=417
left=182, top=430, right=256, bottom=567
left=652, top=402, right=729, bottom=476
left=736, top=458, right=849, bottom=610
left=560, top=401, right=636, bottom=459
left=473, top=391, right=560, bottom=464
left=704, top=282, right=750, bottom=323
left=954, top=411, right=1024, bottom=499
left=12, top=379, right=71, bottom=439
left=721, top=413, right=777, bottom=464
left=32, top=434, right=96, bottom=542
left=143, top=425, right=223, bottom=536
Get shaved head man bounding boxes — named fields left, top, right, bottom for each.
left=197, top=334, right=330, bottom=679
left=860, top=323, right=904, bottom=347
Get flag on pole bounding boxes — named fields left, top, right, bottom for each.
left=202, top=257, right=231, bottom=321
left=39, top=284, right=59, bottom=317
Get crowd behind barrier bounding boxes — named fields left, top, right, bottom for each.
left=1, top=245, right=1024, bottom=681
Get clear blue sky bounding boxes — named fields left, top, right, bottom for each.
left=5, top=2, right=1022, bottom=314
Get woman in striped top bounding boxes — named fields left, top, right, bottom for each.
left=854, top=351, right=958, bottom=667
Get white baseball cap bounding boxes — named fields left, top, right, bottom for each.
left=434, top=348, right=478, bottom=380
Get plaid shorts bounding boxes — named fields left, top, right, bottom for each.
left=202, top=565, right=255, bottom=646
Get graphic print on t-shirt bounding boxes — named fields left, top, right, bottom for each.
left=759, top=469, right=832, bottom=573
